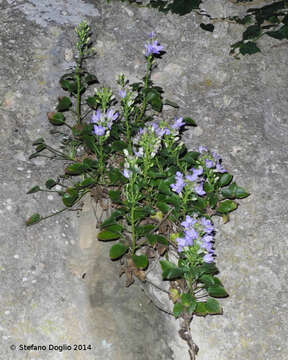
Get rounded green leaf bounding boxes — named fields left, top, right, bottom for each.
left=132, top=254, right=148, bottom=269
left=45, top=179, right=57, bottom=189
left=65, top=163, right=86, bottom=175
left=160, top=260, right=184, bottom=280
left=62, top=188, right=79, bottom=207
left=207, top=286, right=229, bottom=298
left=181, top=293, right=194, bottom=307
left=219, top=173, right=233, bottom=187
left=157, top=201, right=170, bottom=213
left=47, top=112, right=65, bottom=126
left=195, top=302, right=208, bottom=316
left=98, top=230, right=120, bottom=241
left=56, top=96, right=72, bottom=111
left=26, top=213, right=41, bottom=226
left=173, top=303, right=184, bottom=318
left=109, top=243, right=129, bottom=259
left=205, top=298, right=222, bottom=314
left=216, top=200, right=237, bottom=214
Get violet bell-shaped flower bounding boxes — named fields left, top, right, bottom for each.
left=194, top=182, right=206, bottom=196
left=93, top=125, right=106, bottom=136
left=171, top=117, right=185, bottom=130
left=170, top=171, right=185, bottom=194
left=145, top=40, right=164, bottom=57
left=186, top=167, right=203, bottom=182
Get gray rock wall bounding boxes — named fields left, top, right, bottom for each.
left=0, top=0, right=287, bottom=359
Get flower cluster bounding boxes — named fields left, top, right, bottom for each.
left=144, top=32, right=164, bottom=57
left=170, top=167, right=205, bottom=196
left=122, top=149, right=141, bottom=179
left=198, top=146, right=227, bottom=174
left=176, top=215, right=215, bottom=263
left=132, top=124, right=162, bottom=159
left=91, top=108, right=118, bottom=137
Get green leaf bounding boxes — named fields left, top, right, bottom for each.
left=181, top=293, right=194, bottom=307
left=183, top=117, right=197, bottom=126
left=59, top=78, right=77, bottom=93
left=182, top=151, right=200, bottom=163
left=216, top=200, right=237, bottom=214
left=100, top=210, right=124, bottom=228
left=26, top=185, right=41, bottom=194
left=199, top=274, right=216, bottom=287
left=57, top=96, right=72, bottom=111
left=62, top=188, right=79, bottom=207
left=47, top=112, right=66, bottom=126
left=108, top=190, right=122, bottom=204
left=163, top=99, right=179, bottom=108
left=207, top=286, right=229, bottom=298
left=65, top=163, right=86, bottom=175
left=219, top=173, right=233, bottom=187
left=79, top=177, right=95, bottom=188
left=84, top=73, right=98, bottom=85
left=173, top=303, right=184, bottom=318
left=239, top=42, right=261, bottom=55
left=132, top=254, right=148, bottom=269
left=205, top=298, right=222, bottom=314
left=45, top=179, right=57, bottom=189
left=200, top=23, right=215, bottom=32
left=82, top=158, right=98, bottom=169
left=87, top=96, right=98, bottom=109
left=234, top=185, right=250, bottom=199
left=35, top=144, right=46, bottom=153
left=243, top=25, right=261, bottom=40
left=147, top=234, right=169, bottom=246
left=109, top=243, right=129, bottom=259
left=160, top=260, right=184, bottom=280
left=198, top=262, right=219, bottom=275
left=134, top=207, right=151, bottom=221
left=135, top=224, right=155, bottom=236
left=111, top=140, right=127, bottom=152
left=104, top=223, right=123, bottom=234
left=158, top=181, right=172, bottom=195
left=26, top=213, right=41, bottom=226
left=108, top=167, right=127, bottom=185
left=98, top=230, right=121, bottom=241
left=221, top=183, right=249, bottom=199
left=157, top=201, right=170, bottom=213
left=195, top=302, right=208, bottom=316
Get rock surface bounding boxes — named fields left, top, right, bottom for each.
left=0, top=0, right=287, bottom=359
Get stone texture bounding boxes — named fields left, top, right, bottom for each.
left=0, top=0, right=287, bottom=359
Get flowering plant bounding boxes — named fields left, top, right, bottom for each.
left=26, top=22, right=249, bottom=358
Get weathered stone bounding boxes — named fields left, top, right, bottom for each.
left=1, top=0, right=287, bottom=359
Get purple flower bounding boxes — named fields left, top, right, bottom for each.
left=203, top=253, right=214, bottom=263
left=133, top=147, right=143, bottom=158
left=215, top=163, right=227, bottom=173
left=123, top=168, right=132, bottom=179
left=149, top=31, right=156, bottom=38
left=171, top=117, right=185, bottom=130
left=194, top=182, right=206, bottom=196
left=211, top=151, right=221, bottom=162
left=91, top=109, right=101, bottom=124
left=145, top=40, right=164, bottom=57
left=201, top=234, right=214, bottom=244
left=181, top=215, right=197, bottom=229
left=201, top=217, right=214, bottom=234
left=198, top=146, right=208, bottom=153
left=93, top=125, right=106, bottom=136
left=170, top=172, right=185, bottom=194
left=186, top=167, right=203, bottom=182
left=120, top=89, right=127, bottom=98
left=205, top=159, right=214, bottom=168
left=156, top=127, right=170, bottom=137
left=200, top=242, right=214, bottom=253
left=176, top=237, right=187, bottom=252
left=185, top=228, right=199, bottom=241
